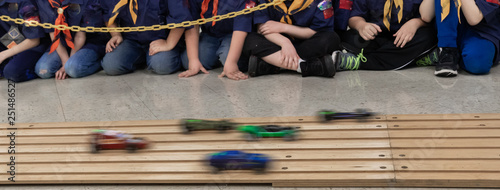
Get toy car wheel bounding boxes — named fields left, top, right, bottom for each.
left=244, top=133, right=258, bottom=141
left=126, top=144, right=138, bottom=153
left=90, top=144, right=99, bottom=153
left=318, top=110, right=331, bottom=122
left=211, top=167, right=222, bottom=174
left=182, top=126, right=192, bottom=134
left=284, top=133, right=297, bottom=141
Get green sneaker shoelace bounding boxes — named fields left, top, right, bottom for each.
left=341, top=49, right=367, bottom=70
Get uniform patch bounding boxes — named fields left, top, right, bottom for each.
left=246, top=0, right=256, bottom=9
left=323, top=7, right=333, bottom=19
left=318, top=0, right=332, bottom=11
left=339, top=0, right=353, bottom=10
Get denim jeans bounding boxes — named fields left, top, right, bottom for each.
left=182, top=33, right=232, bottom=70
left=35, top=48, right=102, bottom=78
left=102, top=39, right=185, bottom=75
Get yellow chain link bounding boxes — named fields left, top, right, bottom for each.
left=0, top=0, right=284, bottom=33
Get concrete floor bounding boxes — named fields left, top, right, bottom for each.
left=1, top=66, right=499, bottom=189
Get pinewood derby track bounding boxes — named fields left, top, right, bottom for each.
left=1, top=113, right=500, bottom=187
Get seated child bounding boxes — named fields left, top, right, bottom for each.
left=0, top=0, right=49, bottom=82
left=420, top=0, right=500, bottom=76
left=243, top=0, right=342, bottom=78
left=35, top=0, right=107, bottom=80
left=337, top=0, right=438, bottom=71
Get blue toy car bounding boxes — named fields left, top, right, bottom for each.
left=208, top=150, right=270, bottom=174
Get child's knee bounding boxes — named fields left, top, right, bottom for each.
left=148, top=61, right=178, bottom=75
left=64, top=62, right=81, bottom=78
left=462, top=52, right=493, bottom=74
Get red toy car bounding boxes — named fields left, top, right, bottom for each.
left=90, top=129, right=149, bottom=153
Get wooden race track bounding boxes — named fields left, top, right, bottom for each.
left=1, top=113, right=500, bottom=187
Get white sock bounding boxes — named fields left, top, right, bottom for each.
left=296, top=59, right=306, bottom=73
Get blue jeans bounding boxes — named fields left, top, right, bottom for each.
left=182, top=33, right=232, bottom=70
left=102, top=39, right=185, bottom=75
left=35, top=48, right=102, bottom=78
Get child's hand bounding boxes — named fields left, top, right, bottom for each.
left=219, top=63, right=248, bottom=80
left=258, top=20, right=286, bottom=35
left=55, top=67, right=68, bottom=80
left=149, top=39, right=172, bottom=56
left=106, top=35, right=123, bottom=53
left=280, top=42, right=300, bottom=70
left=178, top=60, right=209, bottom=78
left=359, top=23, right=382, bottom=41
left=393, top=19, right=419, bottom=48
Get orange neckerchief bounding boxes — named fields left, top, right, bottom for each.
left=440, top=0, right=462, bottom=23
left=273, top=0, right=314, bottom=25
left=48, top=0, right=74, bottom=54
left=382, top=0, right=403, bottom=31
left=200, top=0, right=219, bottom=26
left=107, top=0, right=138, bottom=26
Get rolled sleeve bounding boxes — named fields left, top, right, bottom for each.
left=349, top=0, right=368, bottom=18
left=19, top=0, right=45, bottom=39
left=233, top=0, right=254, bottom=32
left=476, top=0, right=500, bottom=24
left=166, top=0, right=193, bottom=28
left=254, top=0, right=270, bottom=24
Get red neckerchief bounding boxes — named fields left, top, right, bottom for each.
left=200, top=0, right=218, bottom=26
left=48, top=0, right=74, bottom=54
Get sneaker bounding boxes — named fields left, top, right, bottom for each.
left=300, top=55, right=335, bottom=78
left=416, top=47, right=439, bottom=66
left=435, top=47, right=459, bottom=77
left=334, top=49, right=367, bottom=71
left=247, top=55, right=280, bottom=77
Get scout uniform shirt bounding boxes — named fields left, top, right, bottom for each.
left=0, top=0, right=47, bottom=52
left=36, top=0, right=106, bottom=56
left=102, top=0, right=192, bottom=46
left=254, top=0, right=335, bottom=32
left=350, top=0, right=422, bottom=33
left=189, top=0, right=255, bottom=38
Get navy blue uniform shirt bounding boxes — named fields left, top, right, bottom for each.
left=102, top=0, right=192, bottom=45
left=37, top=0, right=107, bottom=55
left=254, top=0, right=335, bottom=32
left=0, top=0, right=47, bottom=52
left=350, top=0, right=422, bottom=32
left=190, top=0, right=254, bottom=38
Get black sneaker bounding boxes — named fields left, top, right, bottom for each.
left=435, top=47, right=459, bottom=77
left=300, top=55, right=335, bottom=78
left=247, top=55, right=280, bottom=77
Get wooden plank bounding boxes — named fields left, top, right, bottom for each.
left=0, top=172, right=395, bottom=184
left=0, top=130, right=389, bottom=145
left=0, top=150, right=393, bottom=164
left=10, top=160, right=394, bottom=174
left=387, top=120, right=500, bottom=129
left=386, top=113, right=500, bottom=121
left=390, top=139, right=500, bottom=148
left=394, top=160, right=500, bottom=172
left=392, top=149, right=500, bottom=160
left=389, top=129, right=500, bottom=138
left=10, top=139, right=391, bottom=154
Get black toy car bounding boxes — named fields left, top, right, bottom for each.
left=181, top=119, right=236, bottom=134
left=318, top=109, right=374, bottom=122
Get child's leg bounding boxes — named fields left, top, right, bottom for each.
left=459, top=30, right=496, bottom=74
left=35, top=51, right=62, bottom=79
left=216, top=34, right=233, bottom=66
left=295, top=31, right=340, bottom=60
left=147, top=46, right=183, bottom=75
left=3, top=49, right=44, bottom=82
left=354, top=27, right=437, bottom=70
left=64, top=48, right=102, bottom=78
left=101, top=39, right=146, bottom=76
left=242, top=33, right=282, bottom=66
left=435, top=0, right=459, bottom=48
left=198, top=33, right=221, bottom=70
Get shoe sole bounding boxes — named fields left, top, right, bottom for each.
left=248, top=56, right=258, bottom=77
left=434, top=69, right=458, bottom=77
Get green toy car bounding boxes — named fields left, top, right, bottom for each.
left=181, top=119, right=236, bottom=134
left=237, top=125, right=300, bottom=141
